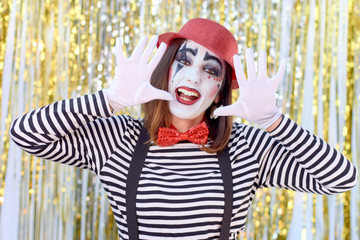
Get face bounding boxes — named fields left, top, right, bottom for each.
left=168, top=40, right=226, bottom=120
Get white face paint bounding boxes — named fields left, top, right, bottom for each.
left=168, top=40, right=226, bottom=120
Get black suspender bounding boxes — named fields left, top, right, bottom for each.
left=125, top=128, right=151, bottom=239
left=217, top=148, right=233, bottom=240
left=125, top=127, right=233, bottom=240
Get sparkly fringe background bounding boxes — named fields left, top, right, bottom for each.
left=0, top=0, right=359, bottom=239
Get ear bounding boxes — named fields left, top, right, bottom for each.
left=214, top=95, right=220, bottom=104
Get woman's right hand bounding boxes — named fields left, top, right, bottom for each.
left=105, top=35, right=173, bottom=112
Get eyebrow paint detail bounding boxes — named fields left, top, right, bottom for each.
left=178, top=43, right=198, bottom=57
left=173, top=43, right=197, bottom=79
left=203, top=52, right=223, bottom=73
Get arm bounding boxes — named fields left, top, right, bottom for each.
left=9, top=90, right=116, bottom=173
left=216, top=49, right=357, bottom=194
left=10, top=35, right=171, bottom=173
left=266, top=115, right=283, bottom=132
left=247, top=116, right=358, bottom=194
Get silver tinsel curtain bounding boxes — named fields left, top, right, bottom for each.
left=0, top=0, right=359, bottom=239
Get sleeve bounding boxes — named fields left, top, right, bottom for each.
left=9, top=90, right=138, bottom=175
left=244, top=116, right=358, bottom=195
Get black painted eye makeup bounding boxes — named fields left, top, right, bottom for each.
left=204, top=64, right=221, bottom=76
left=176, top=44, right=198, bottom=62
left=203, top=52, right=223, bottom=75
left=175, top=52, right=191, bottom=65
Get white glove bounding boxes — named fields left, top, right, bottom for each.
left=105, top=35, right=173, bottom=112
left=214, top=49, right=285, bottom=129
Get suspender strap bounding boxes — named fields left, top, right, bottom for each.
left=217, top=147, right=233, bottom=240
left=126, top=127, right=150, bottom=240
left=126, top=127, right=233, bottom=240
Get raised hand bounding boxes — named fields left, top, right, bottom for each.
left=214, top=49, right=285, bottom=129
left=105, top=35, right=173, bottom=112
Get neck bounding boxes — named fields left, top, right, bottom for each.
left=170, top=114, right=205, bottom=133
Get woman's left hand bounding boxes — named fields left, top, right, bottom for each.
left=214, top=49, right=285, bottom=129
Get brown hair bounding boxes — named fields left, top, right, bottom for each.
left=142, top=38, right=233, bottom=153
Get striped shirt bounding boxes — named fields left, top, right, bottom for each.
left=9, top=90, right=358, bottom=240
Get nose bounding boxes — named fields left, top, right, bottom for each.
left=187, top=68, right=201, bottom=84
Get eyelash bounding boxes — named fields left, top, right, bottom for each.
left=205, top=68, right=220, bottom=76
left=178, top=58, right=190, bottom=65
left=177, top=58, right=220, bottom=76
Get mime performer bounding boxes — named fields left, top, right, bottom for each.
left=10, top=18, right=358, bottom=239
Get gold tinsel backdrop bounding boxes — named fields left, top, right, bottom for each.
left=0, top=0, right=359, bottom=239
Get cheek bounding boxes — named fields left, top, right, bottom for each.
left=209, top=85, right=219, bottom=99
left=208, top=76, right=223, bottom=83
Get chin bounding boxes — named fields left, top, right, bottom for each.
left=169, top=107, right=202, bottom=120
left=169, top=101, right=208, bottom=120
left=170, top=111, right=202, bottom=120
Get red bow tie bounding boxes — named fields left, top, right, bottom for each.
left=157, top=122, right=209, bottom=147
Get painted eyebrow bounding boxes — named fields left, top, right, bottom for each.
left=203, top=52, right=223, bottom=70
left=178, top=46, right=198, bottom=56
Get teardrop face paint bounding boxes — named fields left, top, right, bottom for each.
left=168, top=40, right=225, bottom=120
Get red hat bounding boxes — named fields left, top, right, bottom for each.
left=158, top=18, right=239, bottom=89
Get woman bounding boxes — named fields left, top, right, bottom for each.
left=9, top=18, right=357, bottom=240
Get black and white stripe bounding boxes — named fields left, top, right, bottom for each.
left=9, top=90, right=358, bottom=240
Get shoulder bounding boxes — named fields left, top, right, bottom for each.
left=228, top=121, right=274, bottom=155
left=229, top=121, right=266, bottom=143
left=113, top=114, right=143, bottom=130
left=96, top=114, right=142, bottom=126
left=88, top=114, right=143, bottom=139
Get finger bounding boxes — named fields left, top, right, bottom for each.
left=233, top=55, right=247, bottom=87
left=245, top=48, right=257, bottom=81
left=148, top=42, right=167, bottom=73
left=115, top=38, right=126, bottom=65
left=258, top=50, right=267, bottom=80
left=148, top=87, right=173, bottom=101
left=213, top=102, right=248, bottom=119
left=140, top=35, right=158, bottom=64
left=273, top=59, right=286, bottom=87
left=213, top=105, right=236, bottom=117
left=135, top=83, right=173, bottom=103
left=130, top=36, right=148, bottom=60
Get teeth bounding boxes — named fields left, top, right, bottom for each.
left=180, top=96, right=190, bottom=101
left=178, top=88, right=199, bottom=97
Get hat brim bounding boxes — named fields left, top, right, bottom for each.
left=158, top=32, right=185, bottom=47
left=158, top=33, right=239, bottom=89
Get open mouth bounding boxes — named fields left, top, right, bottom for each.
left=176, top=87, right=201, bottom=105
